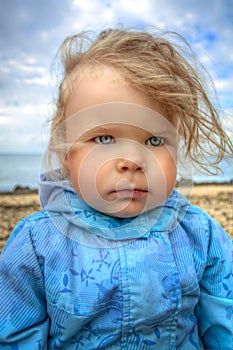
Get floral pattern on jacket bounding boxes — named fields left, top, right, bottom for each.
left=0, top=185, right=232, bottom=350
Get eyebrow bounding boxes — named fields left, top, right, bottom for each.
left=77, top=126, right=114, bottom=140
left=76, top=124, right=178, bottom=141
left=150, top=128, right=177, bottom=136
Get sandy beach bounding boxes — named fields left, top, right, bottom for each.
left=0, top=184, right=232, bottom=253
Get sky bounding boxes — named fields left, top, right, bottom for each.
left=0, top=0, right=232, bottom=153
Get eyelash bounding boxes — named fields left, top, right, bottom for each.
left=94, top=135, right=115, bottom=144
left=94, top=135, right=164, bottom=146
left=146, top=136, right=164, bottom=146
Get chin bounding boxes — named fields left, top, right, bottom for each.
left=106, top=205, right=147, bottom=219
left=109, top=212, right=139, bottom=219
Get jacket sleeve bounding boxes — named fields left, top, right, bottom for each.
left=195, top=217, right=233, bottom=350
left=0, top=219, right=49, bottom=350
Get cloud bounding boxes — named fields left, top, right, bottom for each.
left=0, top=103, right=49, bottom=152
left=0, top=0, right=232, bottom=153
left=215, top=77, right=233, bottom=92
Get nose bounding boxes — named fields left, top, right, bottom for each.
left=116, top=158, right=145, bottom=173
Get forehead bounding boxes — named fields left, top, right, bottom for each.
left=65, top=65, right=124, bottom=115
left=64, top=102, right=177, bottom=144
left=65, top=65, right=167, bottom=119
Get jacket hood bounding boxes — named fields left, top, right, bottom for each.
left=38, top=171, right=190, bottom=242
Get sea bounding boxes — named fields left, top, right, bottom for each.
left=0, top=153, right=232, bottom=193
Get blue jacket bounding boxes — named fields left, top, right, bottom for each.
left=0, top=177, right=232, bottom=349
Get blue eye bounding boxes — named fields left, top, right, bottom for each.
left=94, top=135, right=114, bottom=144
left=146, top=136, right=164, bottom=146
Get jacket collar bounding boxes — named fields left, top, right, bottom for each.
left=40, top=174, right=189, bottom=240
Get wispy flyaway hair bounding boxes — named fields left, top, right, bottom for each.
left=50, top=27, right=232, bottom=173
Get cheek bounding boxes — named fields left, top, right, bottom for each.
left=95, top=163, right=113, bottom=192
left=69, top=150, right=113, bottom=200
left=163, top=156, right=177, bottom=193
left=66, top=152, right=85, bottom=192
left=155, top=150, right=177, bottom=194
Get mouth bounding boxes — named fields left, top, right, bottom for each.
left=111, top=189, right=148, bottom=199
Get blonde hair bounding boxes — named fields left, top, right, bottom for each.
left=50, top=27, right=232, bottom=174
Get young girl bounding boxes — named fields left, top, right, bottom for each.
left=0, top=28, right=232, bottom=349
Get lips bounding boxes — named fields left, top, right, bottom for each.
left=112, top=189, right=148, bottom=198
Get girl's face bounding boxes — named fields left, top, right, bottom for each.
left=63, top=66, right=178, bottom=218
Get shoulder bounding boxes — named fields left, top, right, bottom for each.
left=172, top=189, right=226, bottom=235
left=9, top=210, right=51, bottom=236
left=180, top=197, right=232, bottom=270
left=2, top=210, right=60, bottom=253
left=179, top=193, right=232, bottom=250
left=181, top=201, right=228, bottom=238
